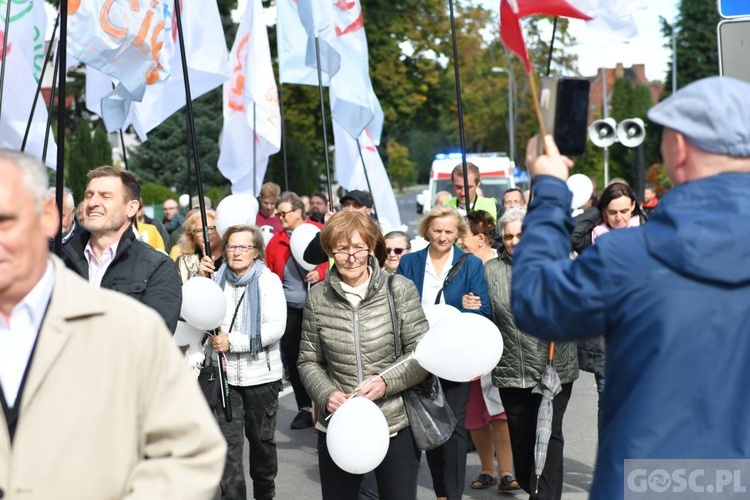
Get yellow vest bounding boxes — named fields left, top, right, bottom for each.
left=443, top=196, right=498, bottom=221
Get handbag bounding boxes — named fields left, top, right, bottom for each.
left=197, top=362, right=220, bottom=410
left=434, top=253, right=469, bottom=305
left=387, top=275, right=456, bottom=451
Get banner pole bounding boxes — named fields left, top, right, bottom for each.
left=313, top=35, right=334, bottom=211
left=448, top=0, right=471, bottom=211
left=54, top=0, right=69, bottom=257
left=279, top=83, right=289, bottom=191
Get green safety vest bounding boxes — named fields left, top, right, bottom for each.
left=443, top=196, right=498, bottom=221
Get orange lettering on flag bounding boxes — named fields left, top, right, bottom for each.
left=69, top=0, right=81, bottom=14
left=228, top=34, right=250, bottom=112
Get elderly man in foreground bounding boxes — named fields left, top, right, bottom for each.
left=0, top=150, right=226, bottom=499
left=510, top=76, right=750, bottom=499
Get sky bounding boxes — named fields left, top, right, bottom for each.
left=473, top=1, right=681, bottom=82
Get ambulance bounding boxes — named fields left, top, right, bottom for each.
left=416, top=152, right=515, bottom=214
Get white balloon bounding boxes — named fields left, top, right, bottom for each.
left=567, top=174, right=594, bottom=211
left=410, top=236, right=429, bottom=252
left=259, top=225, right=274, bottom=247
left=216, top=194, right=259, bottom=237
left=421, top=304, right=461, bottom=329
left=327, top=397, right=390, bottom=474
left=173, top=320, right=206, bottom=366
left=178, top=193, right=190, bottom=209
left=181, top=277, right=227, bottom=331
left=415, top=313, right=504, bottom=382
left=290, top=223, right=321, bottom=271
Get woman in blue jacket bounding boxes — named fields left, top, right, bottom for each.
left=397, top=205, right=490, bottom=500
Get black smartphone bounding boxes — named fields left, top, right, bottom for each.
left=539, top=77, right=591, bottom=157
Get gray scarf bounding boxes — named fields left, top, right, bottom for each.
left=214, top=259, right=264, bottom=358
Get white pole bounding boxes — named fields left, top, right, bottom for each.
left=602, top=66, right=610, bottom=186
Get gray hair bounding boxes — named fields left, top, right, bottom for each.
left=0, top=150, right=49, bottom=210
left=384, top=230, right=412, bottom=250
left=499, top=207, right=526, bottom=234
left=47, top=186, right=75, bottom=210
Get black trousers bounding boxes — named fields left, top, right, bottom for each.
left=216, top=380, right=282, bottom=500
left=425, top=379, right=471, bottom=500
left=282, top=307, right=312, bottom=409
left=499, top=383, right=573, bottom=500
left=318, top=426, right=421, bottom=500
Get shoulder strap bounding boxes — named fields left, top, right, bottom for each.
left=434, top=253, right=470, bottom=305
left=386, top=275, right=402, bottom=358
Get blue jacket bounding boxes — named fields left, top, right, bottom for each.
left=511, top=174, right=750, bottom=499
left=396, top=246, right=491, bottom=318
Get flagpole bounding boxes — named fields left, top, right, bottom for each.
left=41, top=42, right=59, bottom=166
left=54, top=0, right=68, bottom=257
left=0, top=0, right=14, bottom=123
left=313, top=35, right=334, bottom=211
left=447, top=0, right=471, bottom=211
left=253, top=102, right=257, bottom=195
left=355, top=139, right=376, bottom=218
left=173, top=0, right=213, bottom=264
left=21, top=14, right=60, bottom=153
left=119, top=129, right=129, bottom=170
left=278, top=83, right=289, bottom=191
left=545, top=17, right=558, bottom=77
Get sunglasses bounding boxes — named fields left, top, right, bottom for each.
left=386, top=247, right=406, bottom=256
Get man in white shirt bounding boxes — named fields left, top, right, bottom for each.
left=0, top=150, right=225, bottom=499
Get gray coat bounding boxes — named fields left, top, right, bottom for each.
left=486, top=250, right=579, bottom=389
left=298, top=261, right=429, bottom=434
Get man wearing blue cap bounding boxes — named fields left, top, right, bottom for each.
left=510, top=76, right=750, bottom=500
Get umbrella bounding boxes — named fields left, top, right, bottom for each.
left=531, top=342, right=562, bottom=495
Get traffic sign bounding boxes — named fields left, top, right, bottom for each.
left=718, top=19, right=750, bottom=84
left=718, top=0, right=750, bottom=18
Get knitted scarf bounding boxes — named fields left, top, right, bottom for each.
left=214, top=259, right=264, bottom=358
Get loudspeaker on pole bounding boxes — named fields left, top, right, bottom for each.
left=587, top=118, right=617, bottom=148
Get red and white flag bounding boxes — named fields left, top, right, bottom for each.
left=0, top=0, right=56, bottom=167
left=334, top=122, right=402, bottom=229
left=218, top=0, right=281, bottom=196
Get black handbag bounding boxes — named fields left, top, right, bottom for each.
left=197, top=363, right=220, bottom=410
left=387, top=275, right=456, bottom=451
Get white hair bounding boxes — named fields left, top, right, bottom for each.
left=47, top=186, right=75, bottom=210
left=0, top=150, right=49, bottom=210
left=499, top=207, right=526, bottom=234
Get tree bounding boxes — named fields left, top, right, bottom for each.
left=386, top=138, right=418, bottom=191
left=67, top=120, right=93, bottom=202
left=91, top=124, right=113, bottom=167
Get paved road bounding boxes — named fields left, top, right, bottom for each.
left=248, top=186, right=598, bottom=499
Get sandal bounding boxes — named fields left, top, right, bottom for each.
left=498, top=474, right=521, bottom=491
left=471, top=473, right=498, bottom=489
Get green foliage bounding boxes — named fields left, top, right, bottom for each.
left=67, top=121, right=93, bottom=202
left=91, top=124, right=113, bottom=167
left=141, top=184, right=177, bottom=205
left=206, top=185, right=230, bottom=207
left=386, top=138, right=418, bottom=191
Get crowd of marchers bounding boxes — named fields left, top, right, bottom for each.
left=3, top=76, right=750, bottom=500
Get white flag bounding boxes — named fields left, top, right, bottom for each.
left=277, top=0, right=340, bottom=86
left=218, top=0, right=281, bottom=196
left=131, top=0, right=229, bottom=138
left=0, top=0, right=56, bottom=168
left=68, top=0, right=173, bottom=132
left=334, top=123, right=401, bottom=229
left=328, top=0, right=379, bottom=140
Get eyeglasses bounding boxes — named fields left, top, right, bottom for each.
left=193, top=226, right=217, bottom=236
left=333, top=248, right=370, bottom=262
left=386, top=247, right=406, bottom=256
left=276, top=209, right=298, bottom=219
left=503, top=232, right=522, bottom=242
left=225, top=244, right=255, bottom=253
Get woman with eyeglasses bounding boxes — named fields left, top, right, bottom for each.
left=175, top=209, right=223, bottom=282
left=298, top=211, right=429, bottom=500
left=396, top=204, right=490, bottom=500
left=383, top=230, right=411, bottom=274
left=485, top=208, right=578, bottom=499
left=459, top=210, right=519, bottom=492
left=265, top=192, right=327, bottom=430
left=209, top=225, right=287, bottom=500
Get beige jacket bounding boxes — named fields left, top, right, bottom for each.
left=0, top=257, right=226, bottom=499
left=299, top=263, right=429, bottom=434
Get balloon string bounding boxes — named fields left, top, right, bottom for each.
left=324, top=352, right=416, bottom=421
